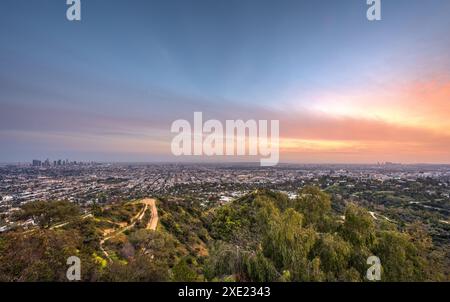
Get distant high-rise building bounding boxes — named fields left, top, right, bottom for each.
left=32, top=160, right=41, bottom=167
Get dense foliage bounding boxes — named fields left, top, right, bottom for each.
left=205, top=187, right=448, bottom=281
left=0, top=187, right=448, bottom=281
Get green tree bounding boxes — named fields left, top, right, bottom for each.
left=243, top=251, right=279, bottom=282
left=210, top=205, right=241, bottom=240
left=313, top=233, right=352, bottom=280
left=262, top=208, right=317, bottom=281
left=373, top=230, right=418, bottom=281
left=172, top=258, right=198, bottom=282
left=15, top=200, right=80, bottom=228
left=340, top=203, right=375, bottom=248
left=295, top=186, right=332, bottom=229
left=101, top=254, right=169, bottom=281
left=0, top=229, right=98, bottom=281
left=204, top=241, right=242, bottom=281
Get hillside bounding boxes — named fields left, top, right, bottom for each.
left=0, top=187, right=448, bottom=281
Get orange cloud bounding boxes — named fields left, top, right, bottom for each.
left=276, top=77, right=450, bottom=163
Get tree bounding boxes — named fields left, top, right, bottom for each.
left=101, top=254, right=169, bottom=281
left=15, top=200, right=80, bottom=228
left=203, top=241, right=242, bottom=281
left=340, top=203, right=375, bottom=248
left=0, top=229, right=98, bottom=281
left=243, top=251, right=279, bottom=282
left=373, top=230, right=418, bottom=281
left=64, top=217, right=102, bottom=251
left=172, top=258, right=198, bottom=281
left=313, top=233, right=352, bottom=280
left=90, top=202, right=103, bottom=216
left=262, top=208, right=317, bottom=281
left=295, top=186, right=331, bottom=229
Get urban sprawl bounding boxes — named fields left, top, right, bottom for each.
left=1, top=161, right=449, bottom=244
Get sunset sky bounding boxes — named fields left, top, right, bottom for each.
left=1, top=0, right=450, bottom=163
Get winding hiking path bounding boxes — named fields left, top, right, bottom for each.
left=100, top=198, right=158, bottom=261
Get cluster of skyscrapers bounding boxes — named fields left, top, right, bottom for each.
left=32, top=159, right=78, bottom=167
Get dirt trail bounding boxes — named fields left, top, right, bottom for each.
left=100, top=198, right=158, bottom=261
left=142, top=198, right=158, bottom=231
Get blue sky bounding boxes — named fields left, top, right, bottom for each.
left=1, top=0, right=450, bottom=163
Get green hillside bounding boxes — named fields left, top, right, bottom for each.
left=0, top=187, right=448, bottom=281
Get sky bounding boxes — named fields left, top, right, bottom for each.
left=0, top=0, right=449, bottom=163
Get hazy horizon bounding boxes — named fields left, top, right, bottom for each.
left=4, top=158, right=450, bottom=166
